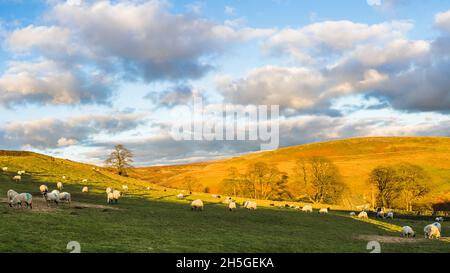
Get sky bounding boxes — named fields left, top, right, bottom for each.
left=0, top=0, right=449, bottom=166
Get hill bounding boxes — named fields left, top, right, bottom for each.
left=130, top=137, right=450, bottom=208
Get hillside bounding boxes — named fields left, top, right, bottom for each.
left=130, top=137, right=450, bottom=208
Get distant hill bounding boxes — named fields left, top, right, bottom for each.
left=130, top=137, right=450, bottom=208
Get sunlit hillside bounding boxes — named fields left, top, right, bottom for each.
left=130, top=137, right=450, bottom=208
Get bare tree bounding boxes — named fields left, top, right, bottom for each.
left=105, top=144, right=133, bottom=176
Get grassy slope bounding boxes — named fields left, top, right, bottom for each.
left=0, top=149, right=449, bottom=253
left=130, top=137, right=450, bottom=206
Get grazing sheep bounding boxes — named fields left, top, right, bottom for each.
left=435, top=217, right=444, bottom=222
left=319, top=208, right=329, bottom=214
left=11, top=193, right=33, bottom=209
left=39, top=185, right=48, bottom=194
left=244, top=201, right=257, bottom=210
left=44, top=190, right=60, bottom=206
left=211, top=194, right=218, bottom=198
left=349, top=212, right=356, bottom=216
left=82, top=187, right=89, bottom=193
left=122, top=185, right=129, bottom=192
left=191, top=199, right=204, bottom=211
left=424, top=224, right=441, bottom=239
left=12, top=175, right=21, bottom=181
left=401, top=226, right=415, bottom=238
left=7, top=189, right=19, bottom=206
left=228, top=201, right=237, bottom=211
left=302, top=205, right=313, bottom=213
left=177, top=193, right=184, bottom=199
left=432, top=222, right=442, bottom=232
left=385, top=212, right=394, bottom=219
left=57, top=182, right=63, bottom=191
left=358, top=211, right=368, bottom=219
left=376, top=211, right=385, bottom=218
left=224, top=197, right=232, bottom=204
left=106, top=187, right=113, bottom=194
left=2, top=167, right=8, bottom=172
left=107, top=190, right=121, bottom=204
left=17, top=170, right=25, bottom=175
left=59, top=192, right=71, bottom=205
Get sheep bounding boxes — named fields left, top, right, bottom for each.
left=62, top=176, right=66, bottom=180
left=12, top=175, right=21, bottom=181
left=211, top=194, right=219, bottom=198
left=358, top=211, right=368, bottom=219
left=44, top=190, right=60, bottom=206
left=435, top=217, right=444, bottom=222
left=106, top=187, right=113, bottom=194
left=57, top=182, right=63, bottom=191
left=177, top=193, right=184, bottom=199
left=228, top=201, right=237, bottom=211
left=2, top=167, right=8, bottom=172
left=17, top=170, right=25, bottom=175
left=11, top=193, right=33, bottom=209
left=82, top=179, right=88, bottom=183
left=107, top=190, right=121, bottom=204
left=244, top=201, right=257, bottom=210
left=39, top=185, right=48, bottom=194
left=319, top=208, right=329, bottom=214
left=301, top=205, right=313, bottom=213
left=424, top=224, right=441, bottom=239
left=7, top=189, right=19, bottom=206
left=82, top=187, right=89, bottom=193
left=432, top=222, right=442, bottom=232
left=349, top=212, right=356, bottom=216
left=224, top=197, right=232, bottom=204
left=59, top=192, right=71, bottom=205
left=401, top=226, right=415, bottom=238
left=191, top=199, right=204, bottom=211
left=385, top=212, right=394, bottom=219
left=122, top=185, right=129, bottom=192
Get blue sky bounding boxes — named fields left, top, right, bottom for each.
left=0, top=0, right=449, bottom=166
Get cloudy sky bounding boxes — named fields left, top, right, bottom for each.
left=0, top=0, right=449, bottom=166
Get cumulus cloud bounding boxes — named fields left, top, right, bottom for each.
left=145, top=84, right=194, bottom=108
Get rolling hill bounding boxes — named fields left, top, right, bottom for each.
left=130, top=137, right=450, bottom=209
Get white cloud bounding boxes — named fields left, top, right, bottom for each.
left=57, top=137, right=78, bottom=147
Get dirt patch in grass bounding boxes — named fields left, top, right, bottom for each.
left=356, top=235, right=428, bottom=244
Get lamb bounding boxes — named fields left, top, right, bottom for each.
left=424, top=224, right=441, bottom=239
left=358, top=211, right=368, bottom=219
left=59, top=192, right=71, bottom=205
left=349, top=212, right=356, bottom=216
left=82, top=187, right=89, bottom=193
left=11, top=193, right=33, bottom=209
left=12, top=175, right=21, bottom=181
left=57, top=182, right=63, bottom=191
left=191, top=199, right=204, bottom=211
left=2, top=167, right=8, bottom=172
left=301, top=205, right=313, bottom=213
left=44, top=190, right=60, bottom=206
left=244, top=201, right=257, bottom=210
left=7, top=189, right=19, bottom=206
left=177, top=193, right=184, bottom=199
left=228, top=201, right=237, bottom=211
left=401, top=226, right=415, bottom=238
left=432, top=222, right=442, bottom=232
left=319, top=208, right=329, bottom=214
left=385, top=212, right=394, bottom=219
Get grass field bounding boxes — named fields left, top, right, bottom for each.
left=0, top=150, right=449, bottom=253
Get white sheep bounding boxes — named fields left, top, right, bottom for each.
left=82, top=179, right=88, bottom=183
left=432, top=222, right=442, bottom=232
left=424, top=224, right=441, bottom=239
left=319, top=208, right=329, bottom=214
left=44, top=190, right=60, bottom=206
left=244, top=201, right=257, bottom=210
left=191, top=199, right=204, bottom=211
left=106, top=187, right=113, bottom=194
left=11, top=193, right=33, bottom=209
left=39, top=185, right=48, bottom=194
left=107, top=190, right=121, bottom=204
left=177, top=193, right=184, bottom=199
left=59, top=192, right=71, bottom=205
left=228, top=201, right=237, bottom=211
left=358, top=211, right=368, bottom=219
left=385, top=211, right=394, bottom=219
left=302, top=205, right=313, bottom=213
left=401, top=226, right=415, bottom=238
left=122, top=185, right=129, bottom=192
left=12, top=175, right=21, bottom=181
left=224, top=197, right=232, bottom=204
left=17, top=170, right=25, bottom=175
left=435, top=217, right=444, bottom=222
left=7, top=189, right=19, bottom=206
left=349, top=212, right=356, bottom=216
left=82, top=187, right=89, bottom=193
left=57, top=182, right=63, bottom=191
left=2, top=167, right=8, bottom=172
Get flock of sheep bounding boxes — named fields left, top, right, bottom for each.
left=2, top=166, right=446, bottom=240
